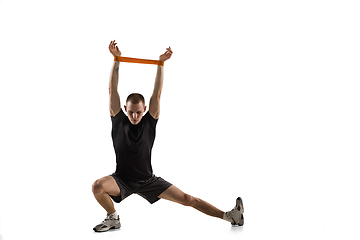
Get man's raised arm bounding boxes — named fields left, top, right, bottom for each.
left=108, top=40, right=122, bottom=117
left=149, top=47, right=173, bottom=119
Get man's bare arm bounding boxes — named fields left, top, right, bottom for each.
left=109, top=61, right=121, bottom=117
left=108, top=40, right=122, bottom=117
left=149, top=65, right=164, bottom=119
left=149, top=47, right=173, bottom=119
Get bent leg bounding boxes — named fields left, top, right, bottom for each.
left=158, top=185, right=224, bottom=219
left=92, top=176, right=121, bottom=214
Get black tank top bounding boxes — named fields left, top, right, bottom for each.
left=111, top=109, right=158, bottom=182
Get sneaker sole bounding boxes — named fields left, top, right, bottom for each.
left=232, top=197, right=244, bottom=226
left=93, top=222, right=121, bottom=232
left=237, top=197, right=244, bottom=214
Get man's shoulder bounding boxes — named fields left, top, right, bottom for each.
left=144, top=111, right=158, bottom=128
left=111, top=109, right=128, bottom=126
left=111, top=108, right=125, bottom=117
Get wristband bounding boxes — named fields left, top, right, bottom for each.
left=114, top=56, right=164, bottom=66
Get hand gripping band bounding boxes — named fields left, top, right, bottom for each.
left=114, top=56, right=164, bottom=66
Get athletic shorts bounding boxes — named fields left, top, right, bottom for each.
left=109, top=173, right=172, bottom=204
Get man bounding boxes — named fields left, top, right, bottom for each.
left=92, top=40, right=244, bottom=232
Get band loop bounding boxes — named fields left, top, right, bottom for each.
left=114, top=56, right=164, bottom=66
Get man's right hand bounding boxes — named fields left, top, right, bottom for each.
left=109, top=40, right=122, bottom=57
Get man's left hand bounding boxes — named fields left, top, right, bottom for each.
left=159, top=47, right=173, bottom=62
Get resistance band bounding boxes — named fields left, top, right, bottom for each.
left=114, top=56, right=164, bottom=66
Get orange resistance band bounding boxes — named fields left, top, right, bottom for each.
left=114, top=56, right=164, bottom=66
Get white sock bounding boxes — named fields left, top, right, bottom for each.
left=223, top=212, right=232, bottom=222
left=108, top=211, right=118, bottom=218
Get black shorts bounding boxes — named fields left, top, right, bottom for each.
left=109, top=173, right=172, bottom=204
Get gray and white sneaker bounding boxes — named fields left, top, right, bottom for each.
left=225, top=197, right=244, bottom=226
left=93, top=214, right=121, bottom=232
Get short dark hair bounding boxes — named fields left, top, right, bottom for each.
left=126, top=93, right=145, bottom=105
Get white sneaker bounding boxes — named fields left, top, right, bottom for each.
left=93, top=214, right=121, bottom=232
left=225, top=197, right=244, bottom=226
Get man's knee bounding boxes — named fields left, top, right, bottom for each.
left=183, top=194, right=199, bottom=207
left=92, top=180, right=105, bottom=195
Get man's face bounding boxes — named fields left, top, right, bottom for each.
left=124, top=101, right=146, bottom=125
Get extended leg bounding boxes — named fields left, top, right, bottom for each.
left=158, top=185, right=224, bottom=219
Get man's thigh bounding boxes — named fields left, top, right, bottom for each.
left=158, top=185, right=189, bottom=205
left=96, top=176, right=121, bottom=197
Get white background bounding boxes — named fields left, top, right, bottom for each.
left=1, top=0, right=359, bottom=239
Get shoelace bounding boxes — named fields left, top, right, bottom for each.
left=227, top=207, right=236, bottom=217
left=226, top=208, right=236, bottom=224
left=102, top=214, right=117, bottom=223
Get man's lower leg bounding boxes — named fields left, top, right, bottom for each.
left=93, top=191, right=116, bottom=214
left=92, top=191, right=120, bottom=232
left=190, top=197, right=224, bottom=219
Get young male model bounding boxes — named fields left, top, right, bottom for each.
left=92, top=40, right=244, bottom=232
